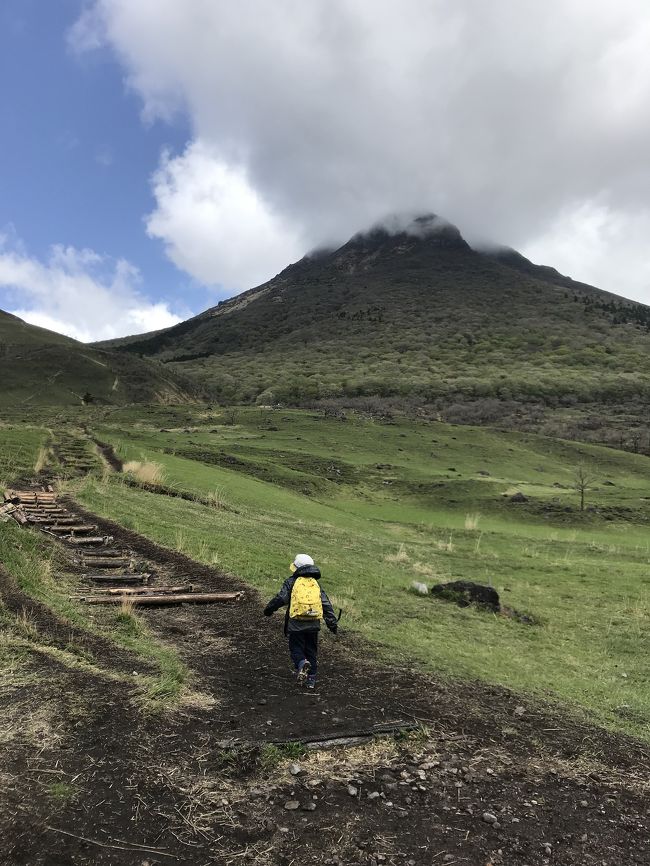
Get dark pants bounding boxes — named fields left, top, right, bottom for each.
left=288, top=630, right=318, bottom=677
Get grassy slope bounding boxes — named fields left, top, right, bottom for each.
left=0, top=310, right=197, bottom=407
left=68, top=406, right=650, bottom=739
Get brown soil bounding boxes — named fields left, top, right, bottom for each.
left=1, top=496, right=649, bottom=866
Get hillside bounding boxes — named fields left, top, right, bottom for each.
left=0, top=309, right=198, bottom=407
left=99, top=214, right=650, bottom=406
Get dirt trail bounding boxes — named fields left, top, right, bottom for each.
left=1, top=489, right=649, bottom=865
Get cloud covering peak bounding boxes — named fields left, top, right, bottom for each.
left=75, top=1, right=650, bottom=300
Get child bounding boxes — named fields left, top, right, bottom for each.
left=264, top=553, right=338, bottom=689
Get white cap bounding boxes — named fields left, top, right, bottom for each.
left=292, top=553, right=314, bottom=569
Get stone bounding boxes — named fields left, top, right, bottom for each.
left=482, top=812, right=498, bottom=825
left=347, top=785, right=359, bottom=796
left=284, top=800, right=300, bottom=810
left=289, top=763, right=303, bottom=776
left=367, top=791, right=381, bottom=800
left=514, top=705, right=526, bottom=716
left=301, top=802, right=317, bottom=812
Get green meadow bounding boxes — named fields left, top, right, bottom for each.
left=1, top=406, right=649, bottom=737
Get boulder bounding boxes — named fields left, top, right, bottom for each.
left=509, top=492, right=528, bottom=503
left=430, top=580, right=500, bottom=612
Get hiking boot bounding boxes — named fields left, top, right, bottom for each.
left=296, top=660, right=311, bottom=686
left=306, top=676, right=316, bottom=690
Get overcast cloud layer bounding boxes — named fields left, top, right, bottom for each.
left=72, top=0, right=650, bottom=304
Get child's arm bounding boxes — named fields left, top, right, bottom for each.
left=321, top=590, right=339, bottom=632
left=263, top=578, right=292, bottom=616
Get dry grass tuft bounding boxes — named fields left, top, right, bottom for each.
left=123, top=460, right=165, bottom=485
left=33, top=446, right=50, bottom=474
left=385, top=543, right=409, bottom=564
left=434, top=534, right=455, bottom=553
left=464, top=512, right=481, bottom=531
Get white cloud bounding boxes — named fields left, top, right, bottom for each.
left=521, top=203, right=650, bottom=302
left=146, top=141, right=305, bottom=289
left=0, top=241, right=185, bottom=343
left=74, top=1, right=650, bottom=301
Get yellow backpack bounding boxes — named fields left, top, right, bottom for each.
left=289, top=576, right=323, bottom=620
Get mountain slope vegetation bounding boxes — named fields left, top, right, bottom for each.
left=0, top=310, right=197, bottom=407
left=100, top=215, right=650, bottom=406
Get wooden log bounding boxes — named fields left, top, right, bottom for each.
left=83, top=591, right=244, bottom=606
left=81, top=549, right=124, bottom=557
left=86, top=574, right=148, bottom=583
left=47, top=524, right=96, bottom=533
left=73, top=584, right=192, bottom=597
left=39, top=519, right=79, bottom=526
left=77, top=558, right=131, bottom=568
left=66, top=536, right=111, bottom=546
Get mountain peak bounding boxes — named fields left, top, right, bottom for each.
left=345, top=212, right=467, bottom=249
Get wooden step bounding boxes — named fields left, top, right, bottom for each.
left=77, top=558, right=131, bottom=568
left=73, top=584, right=191, bottom=597
left=82, top=591, right=244, bottom=606
left=66, top=536, right=111, bottom=546
left=85, top=573, right=149, bottom=583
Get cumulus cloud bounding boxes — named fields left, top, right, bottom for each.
left=146, top=142, right=305, bottom=289
left=0, top=240, right=185, bottom=343
left=73, top=1, right=650, bottom=300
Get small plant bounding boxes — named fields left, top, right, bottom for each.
left=47, top=782, right=76, bottom=802
left=259, top=742, right=306, bottom=772
left=14, top=608, right=39, bottom=642
left=464, top=512, right=480, bottom=531
left=204, top=487, right=227, bottom=509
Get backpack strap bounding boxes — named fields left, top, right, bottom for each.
left=284, top=576, right=296, bottom=636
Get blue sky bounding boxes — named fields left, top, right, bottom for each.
left=0, top=0, right=216, bottom=339
left=2, top=2, right=650, bottom=341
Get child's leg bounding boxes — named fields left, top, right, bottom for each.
left=304, top=631, right=318, bottom=677
left=288, top=633, right=306, bottom=671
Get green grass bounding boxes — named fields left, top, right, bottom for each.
left=0, top=521, right=188, bottom=708
left=61, top=405, right=650, bottom=740
left=0, top=424, right=50, bottom=487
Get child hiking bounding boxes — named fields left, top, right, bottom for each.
left=263, top=554, right=338, bottom=689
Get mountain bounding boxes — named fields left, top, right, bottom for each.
left=99, top=214, right=650, bottom=408
left=0, top=310, right=198, bottom=407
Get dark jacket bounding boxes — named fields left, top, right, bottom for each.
left=264, top=564, right=338, bottom=634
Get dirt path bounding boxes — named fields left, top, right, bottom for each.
left=1, top=492, right=649, bottom=865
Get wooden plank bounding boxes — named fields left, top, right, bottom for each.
left=47, top=525, right=96, bottom=533
left=83, top=591, right=244, bottom=606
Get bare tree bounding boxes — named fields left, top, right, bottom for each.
left=573, top=465, right=598, bottom=512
